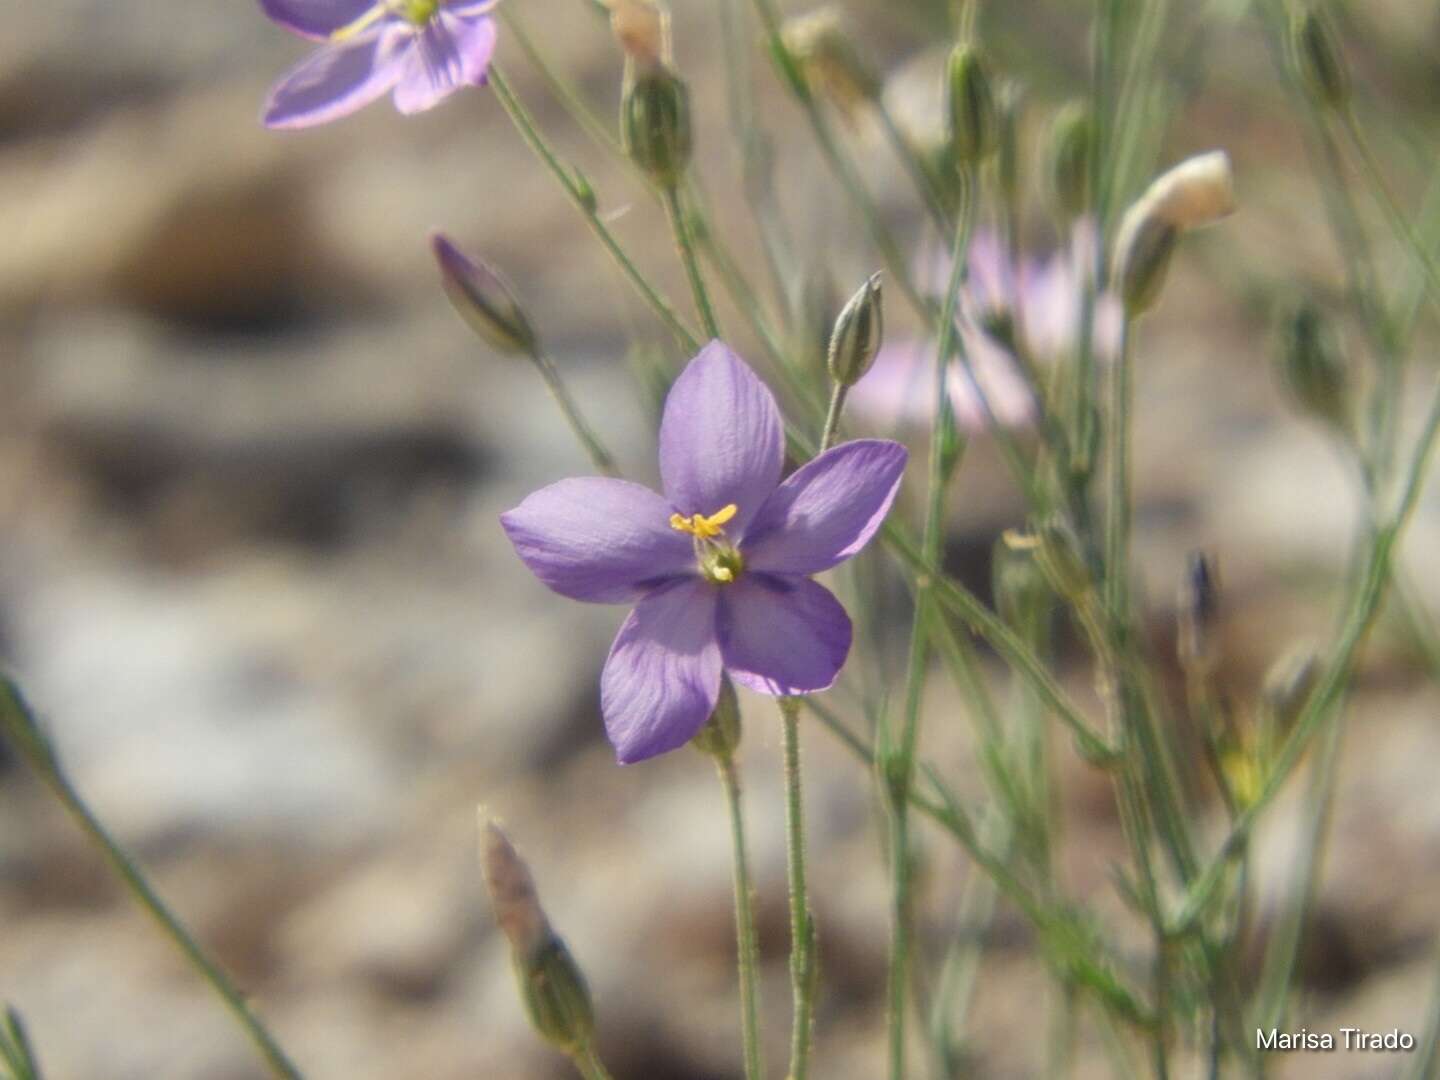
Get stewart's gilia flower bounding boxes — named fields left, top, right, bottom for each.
left=502, top=342, right=908, bottom=763
left=259, top=0, right=499, bottom=129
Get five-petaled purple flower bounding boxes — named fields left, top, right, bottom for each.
left=260, top=0, right=498, bottom=129
left=502, top=343, right=908, bottom=764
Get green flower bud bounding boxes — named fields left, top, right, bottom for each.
left=1012, top=519, right=1091, bottom=603
left=1290, top=5, right=1349, bottom=110
left=622, top=65, right=692, bottom=189
left=946, top=44, right=998, bottom=166
left=1261, top=644, right=1320, bottom=730
left=517, top=937, right=596, bottom=1055
left=1277, top=299, right=1349, bottom=430
left=1049, top=102, right=1094, bottom=219
left=691, top=676, right=742, bottom=760
left=827, top=272, right=884, bottom=387
left=432, top=234, right=539, bottom=358
left=993, top=534, right=1051, bottom=648
left=479, top=818, right=596, bottom=1055
left=1114, top=215, right=1177, bottom=317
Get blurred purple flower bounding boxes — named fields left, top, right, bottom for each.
left=850, top=223, right=1122, bottom=431
left=260, top=0, right=498, bottom=129
left=502, top=342, right=908, bottom=764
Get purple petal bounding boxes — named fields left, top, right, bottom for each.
left=392, top=11, right=496, bottom=114
left=259, top=0, right=377, bottom=40
left=659, top=341, right=784, bottom=538
left=501, top=477, right=695, bottom=604
left=719, top=575, right=851, bottom=696
left=601, top=579, right=723, bottom=763
left=743, top=440, right=907, bottom=575
left=263, top=26, right=409, bottom=129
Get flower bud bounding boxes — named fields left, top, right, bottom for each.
left=1261, top=644, right=1320, bottom=730
left=1113, top=151, right=1235, bottom=315
left=608, top=0, right=669, bottom=70
left=780, top=8, right=880, bottom=114
left=1277, top=298, right=1349, bottom=430
left=432, top=234, right=539, bottom=358
left=479, top=818, right=596, bottom=1055
left=1004, top=521, right=1090, bottom=604
left=691, top=676, right=742, bottom=760
left=1049, top=103, right=1094, bottom=219
left=622, top=64, right=692, bottom=189
left=1290, top=5, right=1349, bottom=110
left=1177, top=551, right=1219, bottom=671
left=946, top=44, right=998, bottom=166
left=518, top=937, right=596, bottom=1055
left=827, top=272, right=884, bottom=387
left=993, top=534, right=1051, bottom=648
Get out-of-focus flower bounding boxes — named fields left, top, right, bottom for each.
left=850, top=225, right=1121, bottom=432
left=502, top=343, right=907, bottom=763
left=260, top=0, right=498, bottom=129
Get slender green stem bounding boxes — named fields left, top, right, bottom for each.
left=662, top=184, right=722, bottom=339
left=570, top=1043, right=616, bottom=1080
left=532, top=352, right=620, bottom=476
left=716, top=757, right=766, bottom=1080
left=873, top=99, right=953, bottom=235
left=818, top=383, right=849, bottom=454
left=885, top=183, right=973, bottom=1080
left=489, top=66, right=701, bottom=353
left=501, top=9, right=624, bottom=160
left=1104, top=315, right=1133, bottom=621
left=779, top=697, right=816, bottom=1080
left=0, top=678, right=303, bottom=1080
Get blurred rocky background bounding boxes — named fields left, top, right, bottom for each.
left=4, top=0, right=1440, bottom=1077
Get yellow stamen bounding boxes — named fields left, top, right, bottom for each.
left=330, top=3, right=390, bottom=41
left=668, top=503, right=739, bottom=539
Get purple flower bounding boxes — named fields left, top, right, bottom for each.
left=502, top=342, right=908, bottom=764
left=260, top=0, right=498, bottom=129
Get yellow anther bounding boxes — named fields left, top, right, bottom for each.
left=668, top=503, right=739, bottom=539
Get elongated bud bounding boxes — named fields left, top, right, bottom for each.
left=781, top=8, right=879, bottom=114
left=1004, top=522, right=1090, bottom=604
left=479, top=818, right=596, bottom=1055
left=622, top=65, right=692, bottom=189
left=1290, top=5, right=1349, bottom=110
left=1177, top=551, right=1219, bottom=671
left=691, top=676, right=742, bottom=760
left=1261, top=644, right=1320, bottom=729
left=993, top=535, right=1051, bottom=648
left=828, top=273, right=884, bottom=387
left=946, top=44, right=998, bottom=166
left=1049, top=103, right=1094, bottom=219
left=1277, top=298, right=1349, bottom=429
left=1113, top=151, right=1234, bottom=315
left=608, top=0, right=669, bottom=69
left=432, top=234, right=539, bottom=358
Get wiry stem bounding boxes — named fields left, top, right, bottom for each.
left=716, top=756, right=766, bottom=1080
left=779, top=696, right=816, bottom=1080
left=662, top=184, right=723, bottom=340
left=0, top=678, right=303, bottom=1080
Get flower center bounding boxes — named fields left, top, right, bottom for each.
left=669, top=503, right=745, bottom=585
left=330, top=0, right=440, bottom=40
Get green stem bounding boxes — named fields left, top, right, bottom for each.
left=716, top=757, right=766, bottom=1080
left=662, top=184, right=722, bottom=339
left=489, top=66, right=701, bottom=353
left=570, top=1043, right=616, bottom=1080
left=1104, top=315, right=1133, bottom=621
left=779, top=697, right=816, bottom=1080
left=533, top=352, right=620, bottom=476
left=874, top=99, right=953, bottom=235
left=818, top=383, right=849, bottom=455
left=0, top=678, right=303, bottom=1080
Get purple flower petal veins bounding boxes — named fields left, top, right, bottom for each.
left=601, top=580, right=723, bottom=764
left=500, top=478, right=695, bottom=604
left=659, top=341, right=784, bottom=539
left=259, top=0, right=498, bottom=128
left=501, top=341, right=909, bottom=763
